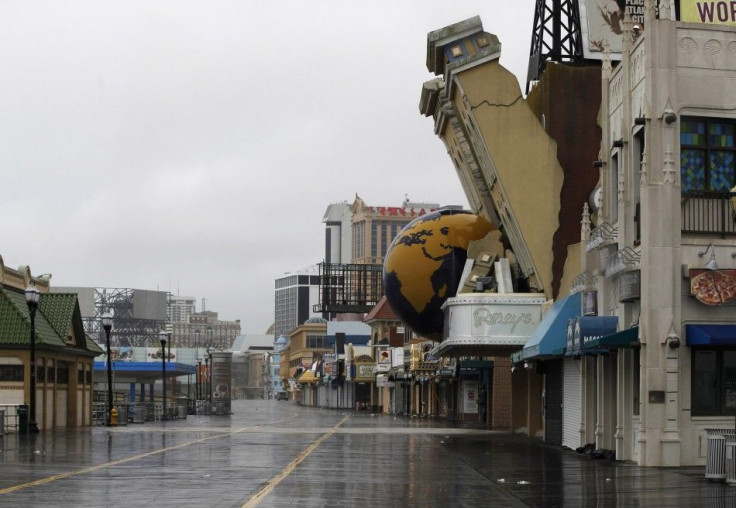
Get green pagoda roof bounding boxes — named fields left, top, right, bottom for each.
left=0, top=287, right=102, bottom=356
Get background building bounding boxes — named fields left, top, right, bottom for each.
left=230, top=334, right=273, bottom=399
left=54, top=287, right=240, bottom=349
left=53, top=286, right=169, bottom=348
left=349, top=194, right=441, bottom=265
left=172, top=310, right=241, bottom=349
left=263, top=336, right=288, bottom=399
left=323, top=201, right=353, bottom=264
left=273, top=266, right=322, bottom=340
left=168, top=295, right=196, bottom=323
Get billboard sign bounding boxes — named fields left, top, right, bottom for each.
left=579, top=0, right=646, bottom=58
left=391, top=347, right=405, bottom=368
left=681, top=1, right=736, bottom=25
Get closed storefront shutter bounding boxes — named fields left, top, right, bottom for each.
left=562, top=357, right=582, bottom=450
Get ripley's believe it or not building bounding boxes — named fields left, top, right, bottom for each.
left=417, top=4, right=736, bottom=468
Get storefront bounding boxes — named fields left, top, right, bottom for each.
left=433, top=293, right=546, bottom=430
left=569, top=316, right=619, bottom=452
left=513, top=293, right=581, bottom=443
left=350, top=359, right=375, bottom=410
left=582, top=326, right=640, bottom=460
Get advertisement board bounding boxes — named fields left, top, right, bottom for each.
left=462, top=380, right=479, bottom=414
left=681, top=1, right=736, bottom=25
left=579, top=0, right=646, bottom=58
left=355, top=364, right=375, bottom=381
left=211, top=352, right=232, bottom=414
left=391, top=347, right=405, bottom=368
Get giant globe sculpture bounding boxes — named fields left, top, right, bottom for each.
left=383, top=209, right=494, bottom=340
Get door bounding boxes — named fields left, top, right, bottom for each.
left=545, top=359, right=563, bottom=446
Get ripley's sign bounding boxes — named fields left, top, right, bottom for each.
left=681, top=1, right=736, bottom=25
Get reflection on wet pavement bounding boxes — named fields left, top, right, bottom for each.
left=0, top=400, right=733, bottom=507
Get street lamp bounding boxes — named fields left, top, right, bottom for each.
left=101, top=311, right=114, bottom=426
left=24, top=285, right=41, bottom=433
left=207, top=347, right=214, bottom=405
left=159, top=330, right=167, bottom=421
left=197, top=358, right=202, bottom=400
left=204, top=355, right=210, bottom=412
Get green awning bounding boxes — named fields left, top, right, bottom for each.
left=584, top=326, right=639, bottom=350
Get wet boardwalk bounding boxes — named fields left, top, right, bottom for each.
left=0, top=400, right=733, bottom=507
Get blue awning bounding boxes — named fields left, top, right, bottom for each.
left=515, top=293, right=581, bottom=362
left=584, top=326, right=639, bottom=350
left=686, top=324, right=736, bottom=346
left=578, top=316, right=619, bottom=352
left=93, top=361, right=196, bottom=383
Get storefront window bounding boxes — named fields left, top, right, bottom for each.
left=725, top=351, right=736, bottom=411
left=692, top=349, right=736, bottom=415
left=0, top=365, right=24, bottom=382
left=57, top=363, right=69, bottom=385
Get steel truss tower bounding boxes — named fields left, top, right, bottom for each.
left=527, top=0, right=585, bottom=93
left=84, top=287, right=168, bottom=348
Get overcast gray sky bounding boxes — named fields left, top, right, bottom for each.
left=1, top=0, right=535, bottom=334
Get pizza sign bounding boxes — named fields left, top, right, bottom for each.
left=690, top=269, right=736, bottom=306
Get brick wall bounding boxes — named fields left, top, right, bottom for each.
left=492, top=356, right=512, bottom=430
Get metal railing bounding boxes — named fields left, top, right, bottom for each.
left=0, top=404, right=21, bottom=433
left=586, top=222, right=618, bottom=251
left=605, top=246, right=641, bottom=278
left=682, top=192, right=736, bottom=238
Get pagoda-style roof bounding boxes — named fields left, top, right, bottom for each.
left=363, top=296, right=399, bottom=323
left=0, top=286, right=103, bottom=356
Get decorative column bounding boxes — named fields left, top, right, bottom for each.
left=638, top=0, right=682, bottom=466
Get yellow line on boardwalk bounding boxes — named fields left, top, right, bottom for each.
left=242, top=415, right=349, bottom=508
left=0, top=415, right=298, bottom=496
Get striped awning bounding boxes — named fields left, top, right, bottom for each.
left=297, top=370, right=319, bottom=384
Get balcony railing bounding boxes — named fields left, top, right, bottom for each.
left=571, top=271, right=597, bottom=294
left=681, top=192, right=736, bottom=238
left=586, top=222, right=618, bottom=252
left=605, top=247, right=641, bottom=278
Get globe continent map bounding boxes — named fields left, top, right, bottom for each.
left=382, top=210, right=493, bottom=340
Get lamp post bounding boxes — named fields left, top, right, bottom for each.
left=101, top=311, right=114, bottom=426
left=204, top=355, right=210, bottom=412
left=207, top=347, right=214, bottom=404
left=159, top=331, right=167, bottom=421
left=197, top=359, right=202, bottom=400
left=24, top=285, right=41, bottom=433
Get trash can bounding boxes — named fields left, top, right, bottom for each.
left=115, top=405, right=128, bottom=426
left=0, top=409, right=4, bottom=437
left=726, top=435, right=736, bottom=485
left=706, top=428, right=736, bottom=481
left=215, top=402, right=225, bottom=415
left=177, top=403, right=187, bottom=419
left=17, top=405, right=28, bottom=434
left=132, top=405, right=145, bottom=424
